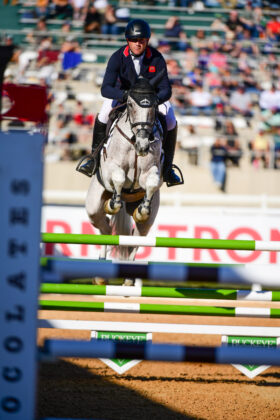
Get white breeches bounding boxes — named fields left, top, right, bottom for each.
left=98, top=98, right=177, bottom=131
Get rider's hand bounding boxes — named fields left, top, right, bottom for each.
left=122, top=91, right=128, bottom=103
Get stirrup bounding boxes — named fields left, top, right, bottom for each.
left=166, top=164, right=184, bottom=188
left=76, top=154, right=96, bottom=177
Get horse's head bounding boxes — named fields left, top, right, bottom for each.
left=127, top=78, right=158, bottom=157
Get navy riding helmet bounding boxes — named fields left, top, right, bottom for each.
left=125, top=19, right=151, bottom=40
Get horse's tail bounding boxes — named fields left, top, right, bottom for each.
left=109, top=206, right=136, bottom=260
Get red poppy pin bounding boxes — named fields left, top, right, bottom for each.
left=149, top=66, right=156, bottom=72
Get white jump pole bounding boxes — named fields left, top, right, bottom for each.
left=0, top=131, right=44, bottom=420
left=38, top=319, right=280, bottom=337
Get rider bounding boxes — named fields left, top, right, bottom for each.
left=78, top=18, right=182, bottom=186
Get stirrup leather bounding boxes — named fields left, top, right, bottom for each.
left=166, top=164, right=184, bottom=188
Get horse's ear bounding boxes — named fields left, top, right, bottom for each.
left=149, top=68, right=165, bottom=88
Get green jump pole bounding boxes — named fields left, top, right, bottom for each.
left=40, top=284, right=280, bottom=302
left=39, top=300, right=280, bottom=318
left=41, top=232, right=280, bottom=252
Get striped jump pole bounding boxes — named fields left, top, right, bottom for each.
left=40, top=257, right=280, bottom=286
left=41, top=232, right=280, bottom=252
left=38, top=319, right=280, bottom=337
left=41, top=283, right=280, bottom=302
left=40, top=339, right=280, bottom=366
left=39, top=299, right=280, bottom=318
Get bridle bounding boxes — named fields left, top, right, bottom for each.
left=116, top=95, right=159, bottom=145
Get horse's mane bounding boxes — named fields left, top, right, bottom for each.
left=129, top=78, right=157, bottom=107
left=130, top=78, right=155, bottom=95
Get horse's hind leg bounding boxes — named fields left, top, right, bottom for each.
left=104, top=167, right=125, bottom=215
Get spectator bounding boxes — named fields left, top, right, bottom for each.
left=210, top=14, right=228, bottom=32
left=224, top=10, right=246, bottom=38
left=34, top=0, right=49, bottom=18
left=198, top=48, right=210, bottom=70
left=192, top=30, right=208, bottom=49
left=164, top=16, right=188, bottom=51
left=259, top=84, right=280, bottom=111
left=266, top=14, right=280, bottom=38
left=101, top=4, right=119, bottom=36
left=48, top=0, right=73, bottom=19
left=249, top=129, right=270, bottom=168
left=70, top=0, right=87, bottom=20
left=25, top=17, right=49, bottom=46
left=189, top=83, right=212, bottom=115
left=204, top=66, right=222, bottom=89
left=222, top=120, right=242, bottom=166
left=229, top=85, right=253, bottom=124
left=210, top=137, right=227, bottom=192
left=179, top=124, right=201, bottom=165
left=36, top=36, right=59, bottom=84
left=84, top=2, right=101, bottom=34
left=60, top=37, right=82, bottom=77
left=208, top=47, right=227, bottom=71
left=272, top=126, right=280, bottom=168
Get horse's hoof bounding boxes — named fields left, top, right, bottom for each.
left=94, top=277, right=106, bottom=285
left=123, top=279, right=134, bottom=286
left=104, top=199, right=121, bottom=215
left=133, top=207, right=149, bottom=224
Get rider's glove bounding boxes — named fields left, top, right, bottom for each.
left=122, top=90, right=128, bottom=103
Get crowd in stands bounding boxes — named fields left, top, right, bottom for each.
left=2, top=0, right=280, bottom=188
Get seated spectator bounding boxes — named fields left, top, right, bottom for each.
left=25, top=17, right=49, bottom=46
left=179, top=124, right=201, bottom=165
left=272, top=126, right=280, bottom=169
left=189, top=83, right=212, bottom=115
left=84, top=2, right=101, bottom=34
left=60, top=37, right=82, bottom=76
left=222, top=120, right=242, bottom=166
left=101, top=4, right=119, bottom=36
left=182, top=47, right=197, bottom=72
left=259, top=84, right=280, bottom=111
left=192, top=30, right=208, bottom=49
left=210, top=137, right=227, bottom=192
left=208, top=47, right=227, bottom=71
left=36, top=36, right=59, bottom=84
left=249, top=129, right=271, bottom=168
left=266, top=14, right=280, bottom=39
left=166, top=59, right=182, bottom=85
left=224, top=10, right=246, bottom=39
left=70, top=0, right=87, bottom=20
left=229, top=85, right=253, bottom=125
left=204, top=67, right=222, bottom=89
left=210, top=14, right=228, bottom=32
left=198, top=48, right=210, bottom=71
left=34, top=0, right=49, bottom=18
left=164, top=16, right=188, bottom=51
left=48, top=0, right=73, bottom=19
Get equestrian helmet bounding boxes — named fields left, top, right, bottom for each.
left=125, top=19, right=151, bottom=40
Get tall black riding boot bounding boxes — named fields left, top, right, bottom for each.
left=77, top=116, right=107, bottom=177
left=163, top=123, right=182, bottom=186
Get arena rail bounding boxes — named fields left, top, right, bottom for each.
left=41, top=232, right=280, bottom=251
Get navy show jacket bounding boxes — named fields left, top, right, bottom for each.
left=101, top=45, right=172, bottom=105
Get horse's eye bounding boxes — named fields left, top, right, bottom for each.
left=128, top=102, right=133, bottom=107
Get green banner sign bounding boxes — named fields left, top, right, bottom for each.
left=92, top=331, right=152, bottom=374
left=222, top=335, right=280, bottom=378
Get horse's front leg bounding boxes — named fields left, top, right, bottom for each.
left=133, top=166, right=160, bottom=223
left=104, top=167, right=125, bottom=215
